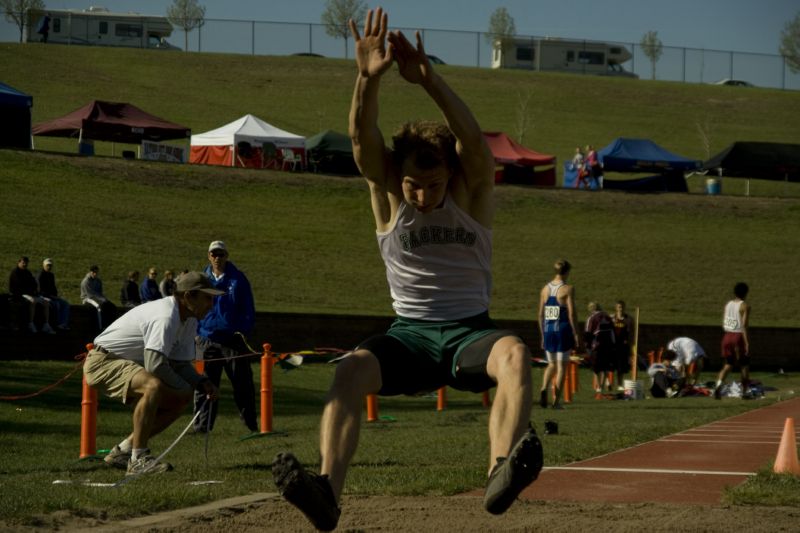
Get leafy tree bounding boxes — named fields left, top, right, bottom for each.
left=486, top=6, right=516, bottom=67
left=166, top=0, right=206, bottom=52
left=321, top=0, right=366, bottom=59
left=1, top=0, right=45, bottom=43
left=779, top=11, right=800, bottom=74
left=640, top=30, right=663, bottom=80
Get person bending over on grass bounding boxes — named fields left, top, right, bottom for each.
left=663, top=337, right=707, bottom=388
left=83, top=272, right=220, bottom=476
left=714, top=282, right=752, bottom=399
left=538, top=260, right=580, bottom=409
left=271, top=8, right=542, bottom=531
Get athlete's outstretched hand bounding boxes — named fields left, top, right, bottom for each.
left=389, top=29, right=433, bottom=86
left=349, top=7, right=393, bottom=78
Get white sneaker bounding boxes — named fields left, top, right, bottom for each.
left=28, top=322, right=37, bottom=333
left=104, top=445, right=131, bottom=469
left=40, top=323, right=56, bottom=335
left=127, top=453, right=173, bottom=476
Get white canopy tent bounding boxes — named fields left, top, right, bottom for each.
left=189, top=114, right=306, bottom=169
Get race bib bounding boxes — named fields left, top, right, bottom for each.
left=724, top=317, right=739, bottom=330
left=544, top=305, right=560, bottom=321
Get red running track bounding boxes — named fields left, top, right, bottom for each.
left=517, top=397, right=800, bottom=505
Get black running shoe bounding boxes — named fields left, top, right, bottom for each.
left=713, top=385, right=722, bottom=400
left=272, top=452, right=341, bottom=531
left=539, top=390, right=548, bottom=409
left=484, top=426, right=544, bottom=515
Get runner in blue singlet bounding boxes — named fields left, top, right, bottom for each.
left=537, top=259, right=580, bottom=409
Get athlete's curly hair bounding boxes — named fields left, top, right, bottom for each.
left=390, top=121, right=461, bottom=175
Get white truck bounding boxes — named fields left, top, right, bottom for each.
left=26, top=6, right=179, bottom=49
left=492, top=36, right=637, bottom=78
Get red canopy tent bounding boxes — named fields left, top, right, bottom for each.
left=483, top=131, right=556, bottom=186
left=32, top=100, right=190, bottom=145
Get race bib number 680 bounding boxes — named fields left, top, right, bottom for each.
left=544, top=305, right=560, bottom=320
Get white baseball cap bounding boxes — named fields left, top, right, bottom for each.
left=208, top=240, right=227, bottom=253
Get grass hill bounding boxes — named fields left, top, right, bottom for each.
left=4, top=42, right=800, bottom=164
left=1, top=43, right=799, bottom=327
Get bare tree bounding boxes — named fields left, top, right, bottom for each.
left=695, top=115, right=714, bottom=161
left=321, top=0, right=366, bottom=59
left=1, top=0, right=45, bottom=43
left=486, top=6, right=516, bottom=67
left=779, top=11, right=800, bottom=73
left=515, top=90, right=534, bottom=145
left=166, top=0, right=206, bottom=52
left=640, top=30, right=663, bottom=81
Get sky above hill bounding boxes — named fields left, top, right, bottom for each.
left=3, top=0, right=798, bottom=55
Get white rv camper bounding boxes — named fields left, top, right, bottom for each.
left=492, top=37, right=637, bottom=78
left=26, top=6, right=178, bottom=49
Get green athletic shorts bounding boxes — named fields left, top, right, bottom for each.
left=356, top=311, right=519, bottom=395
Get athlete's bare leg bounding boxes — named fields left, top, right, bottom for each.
left=319, top=350, right=382, bottom=501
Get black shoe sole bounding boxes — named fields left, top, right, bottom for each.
left=484, top=430, right=544, bottom=515
left=272, top=452, right=341, bottom=531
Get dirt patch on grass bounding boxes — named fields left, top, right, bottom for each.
left=6, top=494, right=799, bottom=532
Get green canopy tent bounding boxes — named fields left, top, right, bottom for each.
left=306, top=130, right=360, bottom=176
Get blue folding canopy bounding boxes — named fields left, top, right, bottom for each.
left=598, top=138, right=700, bottom=173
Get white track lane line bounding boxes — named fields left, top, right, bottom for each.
left=543, top=466, right=755, bottom=476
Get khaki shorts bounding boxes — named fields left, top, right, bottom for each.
left=83, top=348, right=144, bottom=404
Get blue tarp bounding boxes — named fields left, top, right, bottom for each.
left=598, top=138, right=700, bottom=173
left=563, top=162, right=600, bottom=190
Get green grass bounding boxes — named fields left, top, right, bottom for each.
left=1, top=43, right=800, bottom=326
left=1, top=361, right=798, bottom=524
left=1, top=150, right=799, bottom=326
left=2, top=42, right=800, bottom=176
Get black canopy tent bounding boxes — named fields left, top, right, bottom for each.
left=0, top=81, right=33, bottom=149
left=703, top=142, right=800, bottom=182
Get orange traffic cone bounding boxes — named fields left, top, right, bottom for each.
left=773, top=417, right=800, bottom=475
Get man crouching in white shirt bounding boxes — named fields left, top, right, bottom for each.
left=83, top=271, right=221, bottom=476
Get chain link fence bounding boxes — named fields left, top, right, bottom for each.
left=173, top=19, right=800, bottom=90
left=5, top=16, right=798, bottom=90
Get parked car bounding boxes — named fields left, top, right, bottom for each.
left=714, top=78, right=754, bottom=87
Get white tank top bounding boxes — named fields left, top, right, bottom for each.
left=723, top=300, right=744, bottom=332
left=377, top=194, right=492, bottom=320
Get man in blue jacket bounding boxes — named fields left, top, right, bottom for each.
left=193, top=240, right=258, bottom=433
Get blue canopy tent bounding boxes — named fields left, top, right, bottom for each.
left=0, top=81, right=33, bottom=149
left=563, top=138, right=699, bottom=192
left=598, top=138, right=701, bottom=173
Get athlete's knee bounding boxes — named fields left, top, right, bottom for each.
left=331, top=350, right=381, bottom=394
left=491, top=341, right=531, bottom=383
